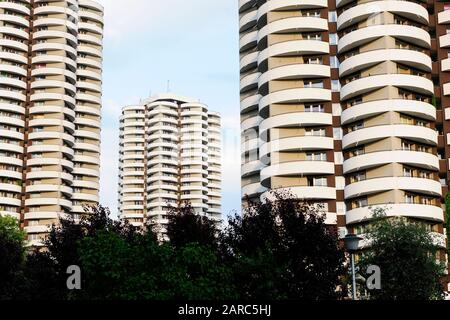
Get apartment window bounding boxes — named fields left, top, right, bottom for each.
left=307, top=152, right=327, bottom=161
left=308, top=177, right=328, bottom=187
left=333, top=128, right=343, bottom=140
left=28, top=234, right=40, bottom=241
left=304, top=80, right=323, bottom=88
left=306, top=56, right=322, bottom=64
left=330, top=204, right=343, bottom=218
left=353, top=198, right=368, bottom=208
left=328, top=11, right=337, bottom=22
left=402, top=141, right=412, bottom=150
left=330, top=56, right=340, bottom=69
left=336, top=177, right=346, bottom=190
left=305, top=32, right=322, bottom=41
left=332, top=80, right=341, bottom=92
left=403, top=167, right=413, bottom=177
left=405, top=194, right=415, bottom=204
left=329, top=33, right=338, bottom=45
left=334, top=152, right=344, bottom=165
left=305, top=104, right=324, bottom=113
left=332, top=104, right=342, bottom=116
left=350, top=147, right=365, bottom=157
left=306, top=127, right=326, bottom=137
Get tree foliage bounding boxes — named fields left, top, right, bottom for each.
left=359, top=210, right=446, bottom=300
left=2, top=197, right=448, bottom=301
left=221, top=192, right=346, bottom=300
left=0, top=216, right=26, bottom=299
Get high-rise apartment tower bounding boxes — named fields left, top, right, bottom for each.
left=118, top=94, right=222, bottom=230
left=239, top=0, right=449, bottom=265
left=0, top=0, right=104, bottom=245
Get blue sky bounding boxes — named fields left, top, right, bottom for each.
left=97, top=0, right=241, bottom=218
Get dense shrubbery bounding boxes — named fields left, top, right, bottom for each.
left=0, top=192, right=345, bottom=300
left=0, top=192, right=446, bottom=300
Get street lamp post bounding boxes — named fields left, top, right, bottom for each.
left=344, top=233, right=362, bottom=300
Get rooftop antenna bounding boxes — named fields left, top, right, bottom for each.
left=167, top=80, right=171, bottom=93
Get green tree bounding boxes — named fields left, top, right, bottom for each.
left=220, top=191, right=345, bottom=300
left=359, top=210, right=446, bottom=300
left=445, top=193, right=450, bottom=259
left=166, top=203, right=218, bottom=250
left=0, top=215, right=26, bottom=299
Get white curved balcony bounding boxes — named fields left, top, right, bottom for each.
left=240, top=51, right=258, bottom=72
left=342, top=124, right=437, bottom=149
left=24, top=212, right=59, bottom=221
left=33, top=30, right=77, bottom=46
left=338, top=25, right=430, bottom=54
left=78, top=45, right=102, bottom=58
left=79, top=22, right=103, bottom=36
left=241, top=93, right=261, bottom=113
left=0, top=155, right=22, bottom=167
left=0, top=51, right=27, bottom=64
left=0, top=89, right=26, bottom=102
left=340, top=74, right=433, bottom=101
left=239, top=0, right=256, bottom=13
left=341, top=99, right=436, bottom=125
left=0, top=143, right=23, bottom=154
left=259, top=40, right=329, bottom=64
left=239, top=30, right=257, bottom=52
left=26, top=171, right=73, bottom=182
left=259, top=112, right=332, bottom=138
left=33, top=42, right=77, bottom=58
left=26, top=184, right=72, bottom=195
left=0, top=64, right=27, bottom=77
left=76, top=69, right=102, bottom=82
left=439, top=9, right=450, bottom=25
left=259, top=64, right=330, bottom=87
left=72, top=180, right=100, bottom=190
left=72, top=193, right=99, bottom=203
left=340, top=49, right=431, bottom=78
left=262, top=186, right=336, bottom=201
left=440, top=33, right=450, bottom=48
left=261, top=161, right=335, bottom=186
left=338, top=1, right=428, bottom=30
left=242, top=115, right=261, bottom=132
left=345, top=177, right=442, bottom=199
left=30, top=92, right=76, bottom=107
left=258, top=0, right=327, bottom=17
left=28, top=119, right=75, bottom=132
left=346, top=204, right=444, bottom=225
left=79, top=9, right=104, bottom=25
left=239, top=8, right=257, bottom=32
left=28, top=131, right=75, bottom=145
left=78, top=33, right=102, bottom=46
left=26, top=158, right=73, bottom=170
left=259, top=88, right=331, bottom=113
left=260, top=136, right=334, bottom=158
left=240, top=72, right=260, bottom=93
left=0, top=197, right=20, bottom=207
left=0, top=1, right=30, bottom=15
left=258, top=17, right=328, bottom=42
left=343, top=150, right=439, bottom=174
left=77, top=57, right=102, bottom=69
left=242, top=182, right=266, bottom=198
left=24, top=225, right=51, bottom=234
left=0, top=183, right=21, bottom=193
left=0, top=116, right=25, bottom=128
left=0, top=26, right=28, bottom=40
